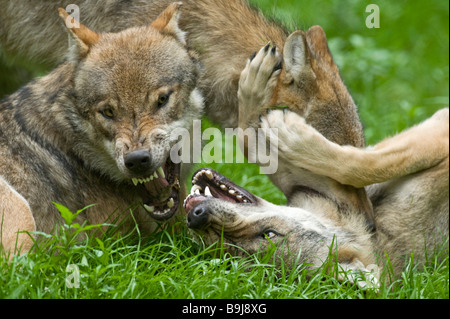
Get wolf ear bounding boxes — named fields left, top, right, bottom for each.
left=283, top=30, right=315, bottom=84
left=150, top=2, right=187, bottom=45
left=306, top=26, right=339, bottom=72
left=58, top=8, right=99, bottom=60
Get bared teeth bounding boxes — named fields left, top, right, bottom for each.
left=205, top=170, right=213, bottom=180
left=191, top=169, right=214, bottom=187
left=191, top=185, right=203, bottom=195
left=157, top=167, right=165, bottom=179
left=193, top=169, right=209, bottom=183
left=144, top=205, right=155, bottom=213
left=152, top=208, right=171, bottom=216
left=204, top=186, right=213, bottom=197
left=132, top=176, right=155, bottom=186
left=145, top=197, right=176, bottom=217
left=188, top=169, right=251, bottom=204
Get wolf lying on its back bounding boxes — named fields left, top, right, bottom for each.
left=185, top=45, right=449, bottom=285
left=0, top=4, right=203, bottom=254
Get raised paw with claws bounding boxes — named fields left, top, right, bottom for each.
left=238, top=42, right=283, bottom=129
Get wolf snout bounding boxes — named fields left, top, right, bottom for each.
left=187, top=205, right=211, bottom=229
left=124, top=150, right=152, bottom=175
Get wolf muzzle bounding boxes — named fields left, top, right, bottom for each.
left=187, top=204, right=211, bottom=230
left=124, top=150, right=153, bottom=176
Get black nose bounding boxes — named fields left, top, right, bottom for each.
left=187, top=205, right=211, bottom=229
left=124, top=150, right=152, bottom=175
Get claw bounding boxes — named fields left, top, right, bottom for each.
left=271, top=45, right=277, bottom=55
left=273, top=60, right=283, bottom=73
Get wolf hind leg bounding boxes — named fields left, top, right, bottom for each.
left=0, top=177, right=36, bottom=257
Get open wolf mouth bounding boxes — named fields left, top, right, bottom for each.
left=134, top=157, right=181, bottom=221
left=184, top=168, right=257, bottom=215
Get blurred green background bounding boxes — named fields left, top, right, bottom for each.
left=1, top=0, right=448, bottom=205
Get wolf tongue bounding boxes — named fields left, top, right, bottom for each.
left=144, top=176, right=171, bottom=202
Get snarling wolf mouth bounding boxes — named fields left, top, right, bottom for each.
left=184, top=168, right=257, bottom=216
left=133, top=157, right=181, bottom=221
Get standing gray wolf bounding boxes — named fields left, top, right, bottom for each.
left=184, top=46, right=449, bottom=287
left=0, top=3, right=204, bottom=254
left=0, top=0, right=376, bottom=232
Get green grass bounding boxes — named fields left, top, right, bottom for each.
left=1, top=214, right=448, bottom=299
left=0, top=0, right=448, bottom=299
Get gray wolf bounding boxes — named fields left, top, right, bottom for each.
left=0, top=0, right=376, bottom=227
left=184, top=44, right=449, bottom=286
left=0, top=3, right=203, bottom=254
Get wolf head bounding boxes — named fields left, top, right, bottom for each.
left=258, top=27, right=374, bottom=225
left=272, top=26, right=364, bottom=149
left=184, top=168, right=379, bottom=289
left=59, top=3, right=203, bottom=221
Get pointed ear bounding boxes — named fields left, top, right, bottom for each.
left=283, top=30, right=315, bottom=83
left=150, top=2, right=187, bottom=45
left=58, top=8, right=99, bottom=60
left=306, top=25, right=338, bottom=71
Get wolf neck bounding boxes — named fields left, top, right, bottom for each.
left=283, top=170, right=375, bottom=232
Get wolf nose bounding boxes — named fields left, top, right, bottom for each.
left=187, top=205, right=211, bottom=229
left=124, top=150, right=152, bottom=175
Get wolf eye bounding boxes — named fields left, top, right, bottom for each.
left=157, top=92, right=172, bottom=108
left=100, top=108, right=115, bottom=120
left=261, top=230, right=278, bottom=240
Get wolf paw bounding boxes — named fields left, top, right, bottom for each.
left=238, top=43, right=282, bottom=125
left=261, top=109, right=308, bottom=139
left=260, top=109, right=321, bottom=163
